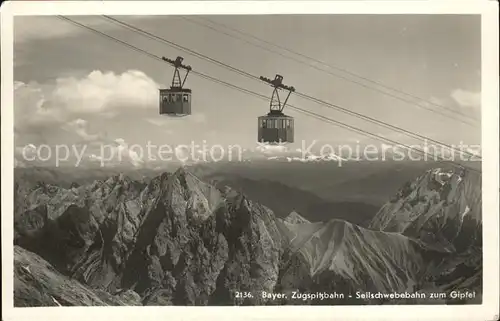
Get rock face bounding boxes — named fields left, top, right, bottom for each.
left=14, top=245, right=142, bottom=306
left=369, top=167, right=482, bottom=251
left=120, top=169, right=284, bottom=305
left=369, top=167, right=482, bottom=303
left=13, top=166, right=482, bottom=306
left=276, top=217, right=456, bottom=304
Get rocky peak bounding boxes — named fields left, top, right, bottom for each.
left=13, top=165, right=483, bottom=306
left=284, top=211, right=310, bottom=224
left=369, top=167, right=482, bottom=252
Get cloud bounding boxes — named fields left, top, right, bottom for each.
left=51, top=70, right=160, bottom=114
left=14, top=69, right=214, bottom=168
left=14, top=143, right=37, bottom=158
left=145, top=113, right=206, bottom=127
left=451, top=89, right=481, bottom=109
left=15, top=69, right=161, bottom=136
left=14, top=144, right=37, bottom=167
left=14, top=81, right=66, bottom=132
left=89, top=138, right=144, bottom=168
left=62, top=118, right=103, bottom=142
left=255, top=144, right=289, bottom=154
left=113, top=139, right=144, bottom=167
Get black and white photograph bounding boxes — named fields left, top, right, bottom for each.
left=1, top=1, right=499, bottom=320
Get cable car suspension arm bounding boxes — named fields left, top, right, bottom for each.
left=162, top=56, right=192, bottom=88
left=260, top=75, right=295, bottom=112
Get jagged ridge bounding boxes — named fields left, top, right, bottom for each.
left=13, top=166, right=482, bottom=306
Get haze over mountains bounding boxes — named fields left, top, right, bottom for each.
left=13, top=161, right=482, bottom=306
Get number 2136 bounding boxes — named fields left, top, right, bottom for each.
left=235, top=291, right=253, bottom=299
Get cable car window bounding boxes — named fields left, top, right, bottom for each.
left=273, top=119, right=278, bottom=128
left=267, top=119, right=272, bottom=128
left=183, top=94, right=189, bottom=102
left=281, top=119, right=286, bottom=128
left=261, top=119, right=267, bottom=128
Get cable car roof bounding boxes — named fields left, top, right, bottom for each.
left=160, top=88, right=192, bottom=93
left=260, top=110, right=294, bottom=118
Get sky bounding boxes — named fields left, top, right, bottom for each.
left=13, top=14, right=482, bottom=167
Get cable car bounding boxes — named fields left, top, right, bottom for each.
left=159, top=56, right=192, bottom=116
left=258, top=74, right=295, bottom=144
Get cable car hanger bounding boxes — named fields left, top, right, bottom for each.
left=258, top=74, right=296, bottom=144
left=260, top=74, right=295, bottom=114
left=162, top=56, right=192, bottom=89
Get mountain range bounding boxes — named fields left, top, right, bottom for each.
left=13, top=164, right=482, bottom=306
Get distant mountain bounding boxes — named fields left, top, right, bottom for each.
left=14, top=159, right=440, bottom=208
left=13, top=165, right=482, bottom=306
left=14, top=166, right=164, bottom=188
left=188, top=159, right=440, bottom=207
left=205, top=173, right=378, bottom=227
left=319, top=162, right=441, bottom=205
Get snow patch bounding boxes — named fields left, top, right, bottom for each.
left=461, top=205, right=470, bottom=221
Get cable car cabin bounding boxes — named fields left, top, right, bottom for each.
left=258, top=110, right=294, bottom=143
left=159, top=56, right=193, bottom=116
left=257, top=74, right=296, bottom=144
left=159, top=88, right=192, bottom=116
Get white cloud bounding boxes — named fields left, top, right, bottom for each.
left=255, top=143, right=289, bottom=154
left=89, top=138, right=145, bottom=168
left=62, top=118, right=103, bottom=142
left=14, top=144, right=37, bottom=167
left=451, top=89, right=481, bottom=109
left=114, top=139, right=144, bottom=167
left=15, top=69, right=161, bottom=136
left=14, top=69, right=214, bottom=168
left=14, top=81, right=65, bottom=132
left=14, top=144, right=37, bottom=158
left=145, top=112, right=206, bottom=127
left=51, top=70, right=160, bottom=114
